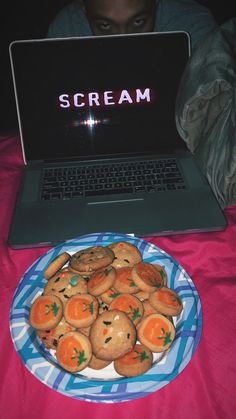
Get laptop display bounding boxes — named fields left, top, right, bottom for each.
left=11, top=32, right=189, bottom=162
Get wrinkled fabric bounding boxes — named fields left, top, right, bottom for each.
left=176, top=18, right=236, bottom=208
left=1, top=133, right=236, bottom=419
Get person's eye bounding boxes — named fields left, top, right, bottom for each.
left=133, top=17, right=146, bottom=28
left=98, top=21, right=111, bottom=31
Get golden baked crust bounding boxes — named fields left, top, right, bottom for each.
left=90, top=309, right=136, bottom=361
left=109, top=241, right=142, bottom=269
left=69, top=246, right=114, bottom=272
left=43, top=252, right=71, bottom=280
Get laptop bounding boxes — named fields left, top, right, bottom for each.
left=8, top=32, right=227, bottom=249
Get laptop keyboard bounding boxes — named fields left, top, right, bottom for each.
left=40, top=158, right=186, bottom=201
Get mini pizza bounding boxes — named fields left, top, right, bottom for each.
left=138, top=313, right=176, bottom=352
left=149, top=286, right=183, bottom=316
left=29, top=295, right=63, bottom=330
left=131, top=262, right=165, bottom=293
left=56, top=331, right=92, bottom=373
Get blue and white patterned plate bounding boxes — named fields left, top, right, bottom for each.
left=10, top=232, right=202, bottom=403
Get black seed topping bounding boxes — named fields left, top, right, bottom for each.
left=103, top=321, right=112, bottom=325
left=127, top=333, right=130, bottom=339
left=105, top=337, right=112, bottom=343
left=64, top=295, right=70, bottom=299
left=54, top=277, right=60, bottom=283
left=124, top=259, right=130, bottom=263
left=53, top=339, right=58, bottom=347
left=59, top=288, right=66, bottom=293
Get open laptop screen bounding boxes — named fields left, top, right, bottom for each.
left=10, top=32, right=190, bottom=163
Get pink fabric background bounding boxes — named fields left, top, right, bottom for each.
left=1, top=133, right=236, bottom=419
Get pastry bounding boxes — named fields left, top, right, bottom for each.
left=43, top=252, right=71, bottom=280
left=131, top=262, right=165, bottom=293
left=87, top=266, right=116, bottom=296
left=109, top=241, right=142, bottom=269
left=89, top=310, right=136, bottom=361
left=138, top=313, right=176, bottom=352
left=69, top=246, right=114, bottom=273
left=64, top=293, right=99, bottom=328
left=114, top=343, right=153, bottom=377
left=149, top=286, right=183, bottom=316
left=109, top=293, right=143, bottom=325
left=56, top=331, right=92, bottom=372
left=37, top=317, right=76, bottom=349
left=29, top=294, right=63, bottom=330
left=114, top=266, right=140, bottom=294
left=43, top=270, right=87, bottom=305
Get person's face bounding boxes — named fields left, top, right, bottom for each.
left=83, top=0, right=157, bottom=35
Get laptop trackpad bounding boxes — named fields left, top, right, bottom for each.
left=84, top=196, right=149, bottom=233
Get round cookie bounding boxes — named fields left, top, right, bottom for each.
left=43, top=270, right=87, bottom=305
left=87, top=266, right=116, bottom=296
left=131, top=262, right=165, bottom=293
left=138, top=313, right=176, bottom=352
left=149, top=286, right=183, bottom=316
left=89, top=354, right=111, bottom=370
left=109, top=293, right=144, bottom=325
left=56, top=331, right=92, bottom=373
left=29, top=294, right=63, bottom=331
left=142, top=300, right=158, bottom=317
left=100, top=286, right=121, bottom=305
left=153, top=264, right=168, bottom=287
left=109, top=241, right=142, bottom=269
left=64, top=293, right=99, bottom=328
left=69, top=246, right=115, bottom=273
left=114, top=267, right=140, bottom=294
left=43, top=252, right=71, bottom=280
left=134, top=290, right=150, bottom=301
left=37, top=317, right=76, bottom=350
left=90, top=310, right=136, bottom=361
left=114, top=343, right=153, bottom=377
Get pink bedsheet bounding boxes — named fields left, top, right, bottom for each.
left=1, top=132, right=236, bottom=419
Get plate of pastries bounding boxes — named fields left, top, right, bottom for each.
left=10, top=232, right=202, bottom=403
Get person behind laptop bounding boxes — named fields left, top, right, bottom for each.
left=47, top=1, right=236, bottom=208
left=47, top=0, right=218, bottom=52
